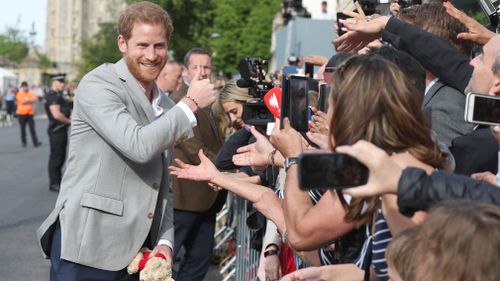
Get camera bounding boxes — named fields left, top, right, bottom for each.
left=478, top=0, right=500, bottom=27
left=237, top=57, right=275, bottom=127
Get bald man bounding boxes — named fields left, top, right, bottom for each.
left=157, top=60, right=183, bottom=95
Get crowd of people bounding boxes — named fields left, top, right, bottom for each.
left=32, top=1, right=500, bottom=281
left=1, top=76, right=74, bottom=192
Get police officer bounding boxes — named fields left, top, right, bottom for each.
left=45, top=74, right=71, bottom=192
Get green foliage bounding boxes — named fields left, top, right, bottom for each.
left=0, top=25, right=29, bottom=64
left=77, top=22, right=122, bottom=80
left=210, top=0, right=280, bottom=74
left=472, top=11, right=489, bottom=26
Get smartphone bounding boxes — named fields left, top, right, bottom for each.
left=465, top=93, right=500, bottom=126
left=317, top=84, right=331, bottom=112
left=281, top=76, right=309, bottom=132
left=337, top=12, right=351, bottom=37
left=305, top=62, right=314, bottom=78
left=298, top=152, right=369, bottom=190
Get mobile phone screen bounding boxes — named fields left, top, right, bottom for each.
left=472, top=95, right=500, bottom=125
left=317, top=84, right=331, bottom=112
left=288, top=76, right=309, bottom=132
left=298, top=153, right=369, bottom=190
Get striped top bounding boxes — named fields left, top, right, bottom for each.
left=354, top=209, right=392, bottom=281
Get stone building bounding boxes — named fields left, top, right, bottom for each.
left=45, top=0, right=126, bottom=80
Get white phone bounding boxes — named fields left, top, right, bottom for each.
left=465, top=93, right=500, bottom=126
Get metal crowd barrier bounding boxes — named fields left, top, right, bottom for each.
left=214, top=194, right=260, bottom=281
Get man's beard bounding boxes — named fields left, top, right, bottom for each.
left=124, top=55, right=165, bottom=86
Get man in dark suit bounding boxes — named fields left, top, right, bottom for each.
left=169, top=48, right=224, bottom=281
left=423, top=77, right=475, bottom=146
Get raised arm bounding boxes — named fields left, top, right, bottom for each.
left=335, top=15, right=473, bottom=92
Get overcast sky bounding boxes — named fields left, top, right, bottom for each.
left=0, top=0, right=47, bottom=47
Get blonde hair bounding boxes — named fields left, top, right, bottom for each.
left=386, top=228, right=419, bottom=281
left=386, top=202, right=500, bottom=281
left=212, top=80, right=252, bottom=138
left=412, top=201, right=500, bottom=281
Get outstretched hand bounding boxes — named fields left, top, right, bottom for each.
left=169, top=149, right=220, bottom=182
left=334, top=16, right=389, bottom=52
left=232, top=125, right=274, bottom=168
left=443, top=1, right=495, bottom=45
left=335, top=140, right=402, bottom=198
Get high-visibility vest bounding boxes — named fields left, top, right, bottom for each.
left=16, top=91, right=37, bottom=115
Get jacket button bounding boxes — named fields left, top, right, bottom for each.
left=147, top=212, right=154, bottom=219
left=153, top=183, right=159, bottom=189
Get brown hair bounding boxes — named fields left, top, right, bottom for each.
left=412, top=201, right=500, bottom=281
left=330, top=55, right=447, bottom=225
left=118, top=1, right=173, bottom=42
left=398, top=3, right=472, bottom=55
left=386, top=227, right=419, bottom=281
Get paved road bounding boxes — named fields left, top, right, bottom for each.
left=0, top=118, right=55, bottom=281
left=0, top=117, right=222, bottom=281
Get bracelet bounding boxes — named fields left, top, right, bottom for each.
left=264, top=249, right=279, bottom=257
left=184, top=95, right=200, bottom=109
left=268, top=149, right=277, bottom=166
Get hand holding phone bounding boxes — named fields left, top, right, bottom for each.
left=337, top=12, right=351, bottom=37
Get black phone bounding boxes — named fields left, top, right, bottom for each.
left=465, top=93, right=500, bottom=126
left=305, top=62, right=314, bottom=78
left=280, top=75, right=309, bottom=132
left=317, top=84, right=331, bottom=112
left=298, top=152, right=369, bottom=190
left=337, top=12, right=351, bottom=37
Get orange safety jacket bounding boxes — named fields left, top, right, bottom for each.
left=16, top=91, right=38, bottom=115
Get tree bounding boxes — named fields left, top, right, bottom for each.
left=210, top=0, right=280, bottom=75
left=0, top=25, right=29, bottom=64
left=77, top=22, right=122, bottom=80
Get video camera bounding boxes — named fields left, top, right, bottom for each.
left=236, top=57, right=275, bottom=128
left=478, top=0, right=500, bottom=28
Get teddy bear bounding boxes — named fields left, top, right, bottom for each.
left=127, top=247, right=175, bottom=281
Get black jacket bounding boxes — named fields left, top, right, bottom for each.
left=382, top=17, right=472, bottom=93
left=397, top=168, right=500, bottom=217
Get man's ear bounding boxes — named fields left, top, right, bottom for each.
left=117, top=35, right=127, bottom=54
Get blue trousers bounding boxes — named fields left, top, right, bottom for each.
left=173, top=209, right=216, bottom=281
left=50, top=222, right=139, bottom=281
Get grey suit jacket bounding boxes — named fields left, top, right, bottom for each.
left=423, top=81, right=475, bottom=147
left=36, top=59, right=194, bottom=271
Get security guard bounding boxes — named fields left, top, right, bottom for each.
left=45, top=74, right=71, bottom=192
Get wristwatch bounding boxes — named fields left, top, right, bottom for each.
left=284, top=157, right=298, bottom=171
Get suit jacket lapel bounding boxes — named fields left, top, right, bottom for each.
left=113, top=59, right=156, bottom=123
left=423, top=81, right=445, bottom=107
